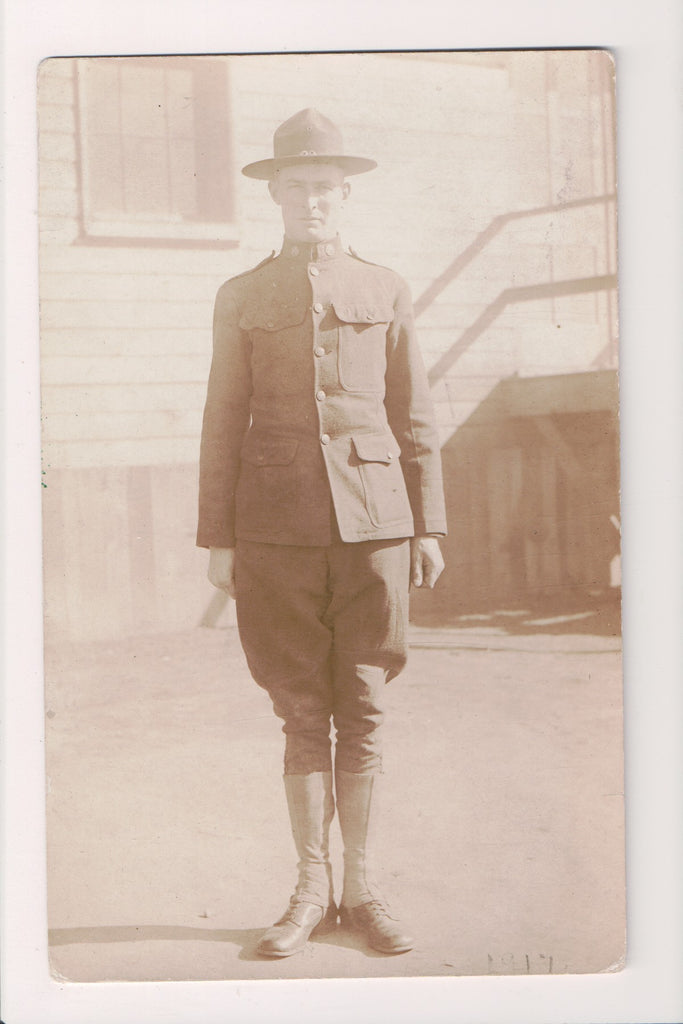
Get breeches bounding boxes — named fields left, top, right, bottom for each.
left=234, top=536, right=410, bottom=774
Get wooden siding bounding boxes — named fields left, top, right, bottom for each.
left=42, top=464, right=215, bottom=645
left=410, top=372, right=621, bottom=626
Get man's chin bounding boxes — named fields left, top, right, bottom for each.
left=294, top=223, right=327, bottom=241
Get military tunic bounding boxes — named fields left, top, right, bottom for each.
left=197, top=234, right=446, bottom=549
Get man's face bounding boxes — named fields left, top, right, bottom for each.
left=269, top=163, right=351, bottom=243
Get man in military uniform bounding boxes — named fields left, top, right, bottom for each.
left=197, top=108, right=446, bottom=958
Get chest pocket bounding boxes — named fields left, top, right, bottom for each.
left=332, top=301, right=393, bottom=393
left=239, top=301, right=308, bottom=334
left=239, top=301, right=311, bottom=392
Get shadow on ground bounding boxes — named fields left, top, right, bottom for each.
left=48, top=923, right=384, bottom=962
left=412, top=588, right=621, bottom=637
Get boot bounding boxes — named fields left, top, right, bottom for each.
left=256, top=771, right=337, bottom=957
left=335, top=769, right=414, bottom=955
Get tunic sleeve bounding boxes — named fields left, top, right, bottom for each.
left=384, top=276, right=447, bottom=537
left=196, top=282, right=252, bottom=549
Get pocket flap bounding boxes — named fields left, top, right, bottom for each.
left=332, top=301, right=393, bottom=325
left=241, top=436, right=299, bottom=466
left=239, top=303, right=308, bottom=332
left=352, top=434, right=401, bottom=464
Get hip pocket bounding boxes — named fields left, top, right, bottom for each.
left=238, top=436, right=299, bottom=519
left=352, top=434, right=413, bottom=527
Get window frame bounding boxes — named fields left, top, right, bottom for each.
left=75, top=56, right=239, bottom=247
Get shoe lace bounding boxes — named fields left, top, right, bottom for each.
left=359, top=898, right=393, bottom=922
left=281, top=896, right=323, bottom=924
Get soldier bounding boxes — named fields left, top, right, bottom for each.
left=197, top=108, right=446, bottom=958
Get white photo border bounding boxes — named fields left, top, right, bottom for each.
left=3, top=2, right=683, bottom=1022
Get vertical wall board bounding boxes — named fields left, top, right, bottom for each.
left=539, top=446, right=563, bottom=591
left=95, top=467, right=136, bottom=639
left=467, top=435, right=493, bottom=607
left=46, top=467, right=133, bottom=642
left=41, top=475, right=69, bottom=645
left=56, top=469, right=97, bottom=640
left=521, top=442, right=543, bottom=593
left=126, top=466, right=159, bottom=635
left=487, top=447, right=521, bottom=603
left=148, top=463, right=209, bottom=632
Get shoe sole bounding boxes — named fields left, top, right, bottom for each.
left=369, top=940, right=413, bottom=955
left=339, top=908, right=413, bottom=955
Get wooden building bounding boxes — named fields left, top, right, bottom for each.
left=38, top=51, right=619, bottom=642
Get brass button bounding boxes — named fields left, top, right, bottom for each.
left=387, top=452, right=393, bottom=460
left=316, top=390, right=326, bottom=402
left=314, top=346, right=326, bottom=357
left=290, top=245, right=299, bottom=257
left=366, top=311, right=375, bottom=320
left=320, top=433, right=331, bottom=445
left=325, top=243, right=335, bottom=256
left=313, top=301, right=324, bottom=313
left=266, top=321, right=274, bottom=328
left=309, top=265, right=320, bottom=276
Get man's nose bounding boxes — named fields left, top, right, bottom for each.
left=302, top=189, right=319, bottom=209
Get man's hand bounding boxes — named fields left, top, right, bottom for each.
left=410, top=536, right=445, bottom=589
left=208, top=547, right=236, bottom=599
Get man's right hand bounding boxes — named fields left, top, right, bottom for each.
left=208, top=547, right=236, bottom=599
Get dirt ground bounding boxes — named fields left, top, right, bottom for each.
left=43, top=604, right=625, bottom=983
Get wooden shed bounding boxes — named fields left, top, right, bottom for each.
left=411, top=369, right=621, bottom=628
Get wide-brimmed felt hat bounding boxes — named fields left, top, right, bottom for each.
left=241, top=108, right=377, bottom=180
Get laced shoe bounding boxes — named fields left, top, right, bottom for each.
left=340, top=898, right=414, bottom=954
left=257, top=896, right=338, bottom=957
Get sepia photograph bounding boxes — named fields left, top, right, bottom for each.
left=37, top=50, right=625, bottom=984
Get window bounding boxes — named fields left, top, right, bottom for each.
left=76, top=56, right=237, bottom=245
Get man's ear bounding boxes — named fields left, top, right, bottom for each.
left=268, top=178, right=280, bottom=205
left=342, top=181, right=351, bottom=201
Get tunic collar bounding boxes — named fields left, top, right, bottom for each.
left=280, top=235, right=344, bottom=262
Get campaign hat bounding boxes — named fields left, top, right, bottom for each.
left=241, top=108, right=377, bottom=180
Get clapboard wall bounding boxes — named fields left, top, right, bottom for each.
left=38, top=51, right=618, bottom=642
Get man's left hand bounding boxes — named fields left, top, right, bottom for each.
left=410, top=536, right=445, bottom=589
